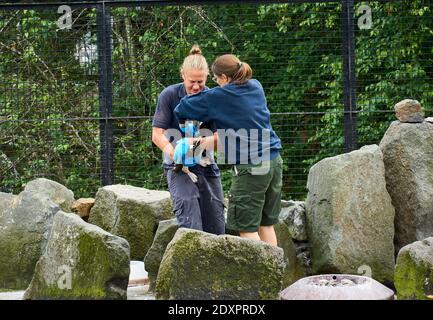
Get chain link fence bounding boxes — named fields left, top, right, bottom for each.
left=1, top=0, right=432, bottom=200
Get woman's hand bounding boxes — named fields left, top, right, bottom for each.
left=173, top=138, right=196, bottom=166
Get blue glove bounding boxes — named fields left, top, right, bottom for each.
left=173, top=138, right=196, bottom=167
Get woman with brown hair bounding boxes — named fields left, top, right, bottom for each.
left=174, top=54, right=282, bottom=245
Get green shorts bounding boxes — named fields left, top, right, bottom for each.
left=226, top=154, right=283, bottom=233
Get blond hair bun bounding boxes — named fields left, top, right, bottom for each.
left=180, top=45, right=208, bottom=75
left=189, top=44, right=202, bottom=55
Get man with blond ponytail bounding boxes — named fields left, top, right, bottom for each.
left=152, top=45, right=225, bottom=235
left=175, top=54, right=283, bottom=246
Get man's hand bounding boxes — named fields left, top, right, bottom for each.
left=173, top=138, right=196, bottom=166
left=165, top=145, right=175, bottom=161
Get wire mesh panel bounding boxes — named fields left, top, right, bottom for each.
left=0, top=8, right=101, bottom=197
left=1, top=1, right=432, bottom=201
left=355, top=1, right=433, bottom=147
left=111, top=2, right=344, bottom=200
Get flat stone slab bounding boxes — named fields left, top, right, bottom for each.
left=127, top=285, right=155, bottom=300
left=0, top=291, right=26, bottom=300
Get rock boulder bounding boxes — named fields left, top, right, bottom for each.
left=305, top=145, right=395, bottom=284
left=394, top=237, right=433, bottom=300
left=0, top=179, right=75, bottom=290
left=88, top=185, right=173, bottom=260
left=24, top=211, right=130, bottom=300
left=155, top=228, right=285, bottom=300
left=380, top=121, right=433, bottom=253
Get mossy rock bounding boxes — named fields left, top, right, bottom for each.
left=0, top=179, right=75, bottom=290
left=306, top=145, right=395, bottom=284
left=24, top=178, right=75, bottom=212
left=24, top=212, right=130, bottom=300
left=0, top=188, right=65, bottom=289
left=155, top=228, right=285, bottom=300
left=89, top=185, right=173, bottom=260
left=380, top=121, right=433, bottom=253
left=274, top=222, right=306, bottom=287
left=395, top=237, right=433, bottom=300
left=279, top=200, right=307, bottom=241
left=144, top=218, right=179, bottom=291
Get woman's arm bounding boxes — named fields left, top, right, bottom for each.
left=174, top=91, right=214, bottom=123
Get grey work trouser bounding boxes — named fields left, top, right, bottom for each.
left=166, top=169, right=225, bottom=235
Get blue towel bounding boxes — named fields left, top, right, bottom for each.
left=173, top=138, right=196, bottom=167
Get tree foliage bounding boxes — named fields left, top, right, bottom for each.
left=1, top=1, right=432, bottom=199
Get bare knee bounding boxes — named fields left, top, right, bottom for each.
left=258, top=225, right=277, bottom=246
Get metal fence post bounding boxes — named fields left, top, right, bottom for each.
left=341, top=0, right=358, bottom=151
left=97, top=3, right=114, bottom=186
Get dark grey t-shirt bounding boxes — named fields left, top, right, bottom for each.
left=152, top=83, right=220, bottom=177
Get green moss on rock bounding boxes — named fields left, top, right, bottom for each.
left=395, top=248, right=433, bottom=300
left=274, top=222, right=306, bottom=287
left=144, top=218, right=179, bottom=291
left=89, top=186, right=173, bottom=260
left=24, top=212, right=130, bottom=300
left=155, top=229, right=285, bottom=300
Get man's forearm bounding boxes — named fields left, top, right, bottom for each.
left=152, top=130, right=174, bottom=160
